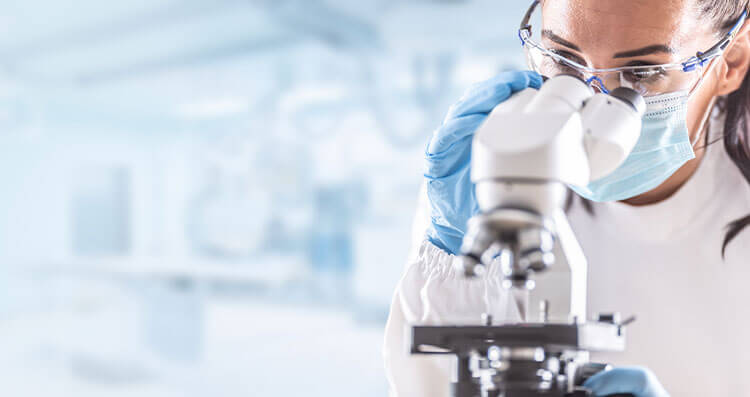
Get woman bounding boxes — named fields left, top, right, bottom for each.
left=383, top=1, right=750, bottom=396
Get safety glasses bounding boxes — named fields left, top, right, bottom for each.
left=518, top=0, right=747, bottom=96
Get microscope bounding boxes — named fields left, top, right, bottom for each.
left=409, top=75, right=646, bottom=397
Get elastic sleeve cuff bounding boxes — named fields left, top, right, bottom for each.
left=397, top=239, right=519, bottom=325
left=414, top=239, right=503, bottom=280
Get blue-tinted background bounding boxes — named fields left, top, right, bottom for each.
left=0, top=1, right=528, bottom=395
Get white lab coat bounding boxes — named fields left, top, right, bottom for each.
left=383, top=111, right=750, bottom=396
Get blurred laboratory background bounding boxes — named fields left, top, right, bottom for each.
left=0, top=0, right=529, bottom=395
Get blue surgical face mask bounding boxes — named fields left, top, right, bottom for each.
left=570, top=90, right=696, bottom=202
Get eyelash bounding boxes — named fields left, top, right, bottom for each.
left=549, top=44, right=670, bottom=65
left=549, top=48, right=586, bottom=66
left=623, top=68, right=668, bottom=82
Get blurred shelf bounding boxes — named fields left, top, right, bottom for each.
left=21, top=255, right=309, bottom=285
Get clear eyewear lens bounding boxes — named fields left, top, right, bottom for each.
left=523, top=39, right=705, bottom=96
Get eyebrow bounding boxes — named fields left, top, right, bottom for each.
left=542, top=29, right=676, bottom=59
left=541, top=29, right=581, bottom=52
left=612, top=44, right=676, bottom=58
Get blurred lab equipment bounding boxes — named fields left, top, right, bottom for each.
left=307, top=182, right=366, bottom=303
left=141, top=277, right=204, bottom=362
left=410, top=75, right=646, bottom=396
left=368, top=54, right=457, bottom=148
left=71, top=166, right=132, bottom=256
left=187, top=135, right=273, bottom=259
left=188, top=170, right=271, bottom=258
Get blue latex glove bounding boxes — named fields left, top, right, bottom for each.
left=425, top=70, right=543, bottom=255
left=584, top=367, right=670, bottom=397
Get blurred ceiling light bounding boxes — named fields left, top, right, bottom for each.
left=174, top=97, right=249, bottom=120
left=278, top=83, right=352, bottom=138
left=278, top=83, right=348, bottom=112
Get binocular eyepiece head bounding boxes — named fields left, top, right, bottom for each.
left=541, top=73, right=646, bottom=117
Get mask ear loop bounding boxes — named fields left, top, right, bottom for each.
left=689, top=58, right=721, bottom=148
left=692, top=96, right=717, bottom=148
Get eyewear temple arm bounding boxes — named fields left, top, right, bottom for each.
left=519, top=0, right=540, bottom=32
left=683, top=9, right=748, bottom=71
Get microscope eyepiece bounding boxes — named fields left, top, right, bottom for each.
left=609, top=87, right=646, bottom=117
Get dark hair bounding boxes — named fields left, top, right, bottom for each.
left=700, top=0, right=750, bottom=257
left=567, top=1, right=750, bottom=258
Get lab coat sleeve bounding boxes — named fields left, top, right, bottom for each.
left=382, top=183, right=521, bottom=397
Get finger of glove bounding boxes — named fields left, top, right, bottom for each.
left=583, top=367, right=670, bottom=397
left=426, top=224, right=465, bottom=256
left=424, top=114, right=484, bottom=178
left=426, top=167, right=476, bottom=255
left=426, top=167, right=474, bottom=227
left=445, top=70, right=542, bottom=120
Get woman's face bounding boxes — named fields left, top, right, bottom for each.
left=541, top=0, right=721, bottom=143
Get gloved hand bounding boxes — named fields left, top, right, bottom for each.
left=425, top=70, right=543, bottom=255
left=584, top=366, right=670, bottom=397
